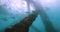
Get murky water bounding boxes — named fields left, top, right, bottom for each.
left=0, top=0, right=60, bottom=32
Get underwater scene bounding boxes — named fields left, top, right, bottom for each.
left=0, top=0, right=60, bottom=32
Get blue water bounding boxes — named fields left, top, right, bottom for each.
left=0, top=0, right=60, bottom=32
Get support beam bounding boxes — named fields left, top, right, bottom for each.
left=26, top=0, right=57, bottom=32
left=5, top=11, right=39, bottom=32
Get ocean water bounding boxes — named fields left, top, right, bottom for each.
left=0, top=0, right=60, bottom=32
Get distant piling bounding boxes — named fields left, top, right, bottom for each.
left=27, top=0, right=57, bottom=32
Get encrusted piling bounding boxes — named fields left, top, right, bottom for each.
left=5, top=11, right=38, bottom=32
